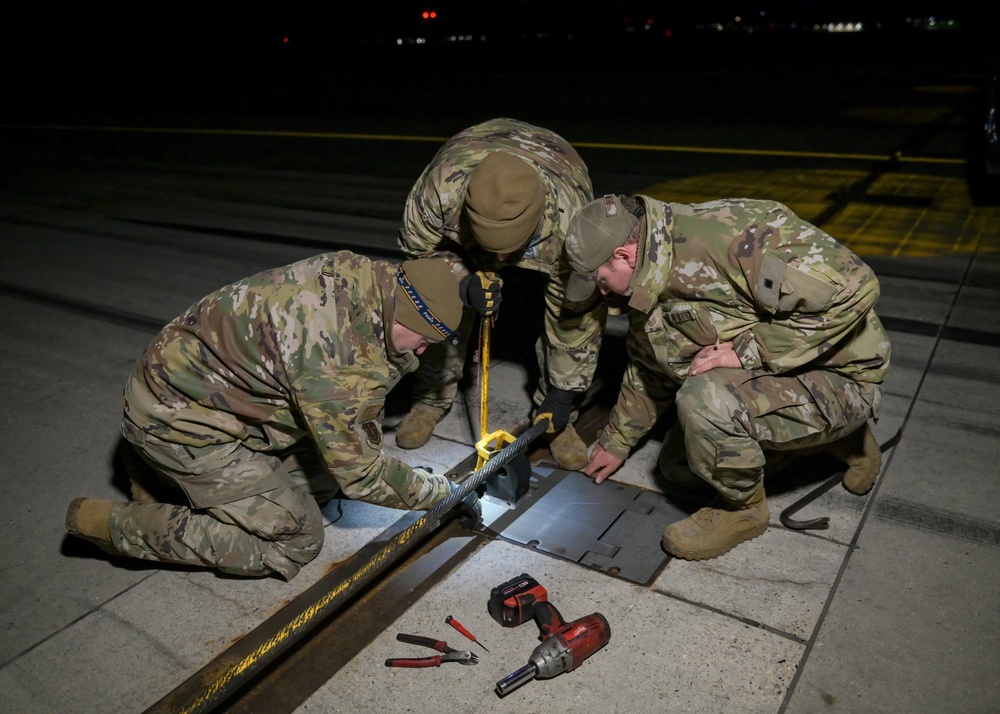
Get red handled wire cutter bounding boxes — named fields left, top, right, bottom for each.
left=384, top=633, right=480, bottom=667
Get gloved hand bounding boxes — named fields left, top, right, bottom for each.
left=533, top=388, right=578, bottom=433
left=412, top=467, right=453, bottom=508
left=459, top=271, right=503, bottom=317
left=450, top=481, right=483, bottom=531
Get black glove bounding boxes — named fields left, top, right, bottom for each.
left=533, top=388, right=577, bottom=433
left=459, top=271, right=503, bottom=317
left=451, top=482, right=483, bottom=531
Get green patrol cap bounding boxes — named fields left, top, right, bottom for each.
left=464, top=151, right=545, bottom=254
left=564, top=194, right=642, bottom=302
left=395, top=259, right=464, bottom=344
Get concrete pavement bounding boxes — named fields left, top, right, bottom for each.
left=1, top=142, right=998, bottom=714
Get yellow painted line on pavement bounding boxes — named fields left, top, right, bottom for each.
left=572, top=141, right=965, bottom=166
left=6, top=124, right=989, bottom=258
left=0, top=123, right=965, bottom=166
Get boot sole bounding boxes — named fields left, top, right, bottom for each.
left=661, top=522, right=768, bottom=561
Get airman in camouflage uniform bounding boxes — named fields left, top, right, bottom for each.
left=564, top=194, right=891, bottom=561
left=65, top=252, right=469, bottom=580
left=395, top=117, right=598, bottom=468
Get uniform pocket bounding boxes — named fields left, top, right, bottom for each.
left=664, top=302, right=720, bottom=346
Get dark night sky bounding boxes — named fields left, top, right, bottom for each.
left=3, top=1, right=996, bottom=64
left=1, top=1, right=996, bottom=120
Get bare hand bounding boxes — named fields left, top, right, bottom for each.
left=689, top=340, right=741, bottom=376
left=583, top=444, right=625, bottom=484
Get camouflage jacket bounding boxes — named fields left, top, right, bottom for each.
left=600, top=197, right=892, bottom=460
left=397, top=118, right=604, bottom=392
left=123, top=252, right=450, bottom=510
left=398, top=117, right=594, bottom=273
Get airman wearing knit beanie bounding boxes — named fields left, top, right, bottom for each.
left=463, top=152, right=546, bottom=254
left=395, top=118, right=596, bottom=472
left=65, top=251, right=475, bottom=582
left=393, top=259, right=464, bottom=344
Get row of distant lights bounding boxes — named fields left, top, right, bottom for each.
left=399, top=9, right=481, bottom=44
left=709, top=17, right=862, bottom=33
left=816, top=22, right=864, bottom=33
left=709, top=15, right=958, bottom=34
left=394, top=10, right=959, bottom=46
left=397, top=35, right=481, bottom=45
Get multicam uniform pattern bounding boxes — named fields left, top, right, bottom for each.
left=398, top=117, right=599, bottom=407
left=598, top=197, right=891, bottom=502
left=116, top=251, right=452, bottom=579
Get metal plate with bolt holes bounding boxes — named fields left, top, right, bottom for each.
left=490, top=465, right=689, bottom=586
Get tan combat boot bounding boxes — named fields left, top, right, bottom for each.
left=547, top=425, right=589, bottom=470
left=65, top=498, right=121, bottom=554
left=395, top=404, right=448, bottom=449
left=661, top=488, right=769, bottom=561
left=829, top=423, right=882, bottom=495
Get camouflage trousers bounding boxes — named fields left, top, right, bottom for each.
left=112, top=433, right=338, bottom=580
left=660, top=368, right=881, bottom=504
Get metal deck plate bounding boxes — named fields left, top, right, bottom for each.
left=489, top=465, right=688, bottom=585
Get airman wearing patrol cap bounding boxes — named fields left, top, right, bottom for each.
left=565, top=194, right=890, bottom=562
left=396, top=117, right=598, bottom=470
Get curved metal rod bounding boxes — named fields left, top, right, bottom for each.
left=167, top=419, right=552, bottom=714
left=778, top=473, right=842, bottom=530
left=778, top=427, right=902, bottom=530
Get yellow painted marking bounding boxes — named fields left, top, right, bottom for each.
left=642, top=169, right=1000, bottom=258
left=3, top=124, right=992, bottom=258
left=0, top=123, right=966, bottom=165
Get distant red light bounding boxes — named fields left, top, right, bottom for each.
left=282, top=36, right=289, bottom=44
left=422, top=10, right=437, bottom=20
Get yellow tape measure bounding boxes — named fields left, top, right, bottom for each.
left=475, top=318, right=515, bottom=470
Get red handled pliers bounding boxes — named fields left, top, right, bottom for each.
left=384, top=633, right=480, bottom=667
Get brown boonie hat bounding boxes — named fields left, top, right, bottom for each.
left=564, top=194, right=642, bottom=302
left=463, top=151, right=545, bottom=253
left=395, top=259, right=464, bottom=344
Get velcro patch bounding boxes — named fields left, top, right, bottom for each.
left=360, top=403, right=383, bottom=422
left=756, top=255, right=787, bottom=312
left=667, top=306, right=697, bottom=324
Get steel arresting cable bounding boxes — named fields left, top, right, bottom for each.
left=147, top=418, right=551, bottom=714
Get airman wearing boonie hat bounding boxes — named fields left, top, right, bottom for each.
left=65, top=251, right=478, bottom=580
left=565, top=194, right=891, bottom=562
left=396, top=117, right=599, bottom=470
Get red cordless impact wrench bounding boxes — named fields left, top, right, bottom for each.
left=489, top=573, right=611, bottom=696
